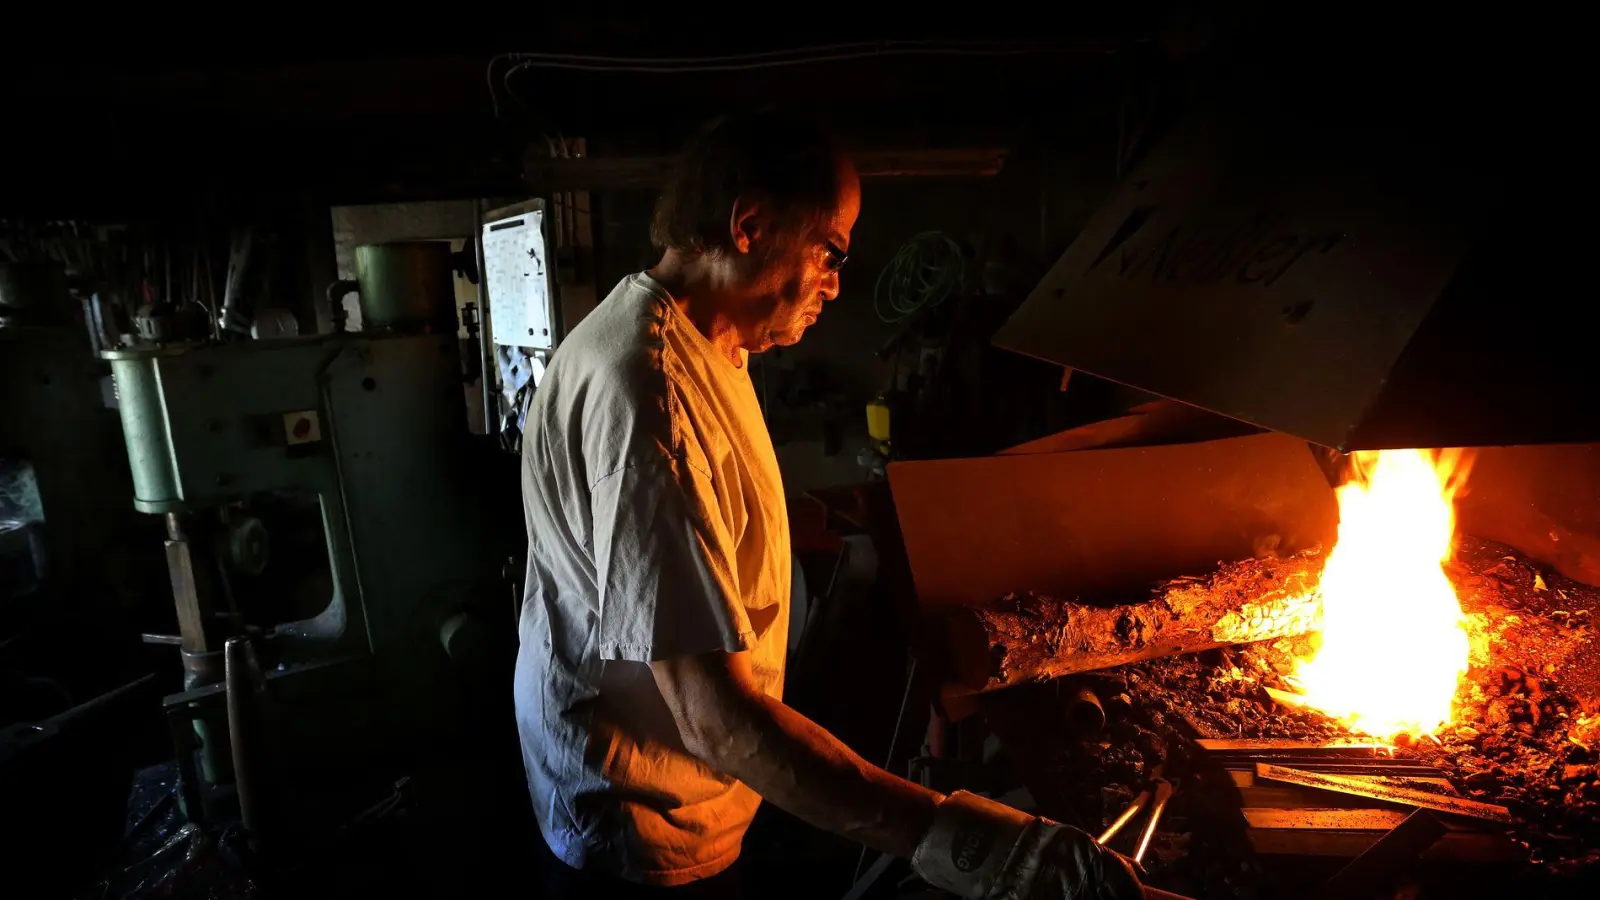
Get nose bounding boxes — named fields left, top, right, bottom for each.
left=820, top=270, right=840, bottom=302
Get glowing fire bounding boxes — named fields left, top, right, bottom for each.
left=1295, top=449, right=1471, bottom=737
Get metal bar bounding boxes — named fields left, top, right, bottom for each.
left=1242, top=808, right=1415, bottom=831
left=840, top=852, right=897, bottom=900
left=1219, top=762, right=1443, bottom=777
left=166, top=527, right=210, bottom=654
left=1254, top=764, right=1513, bottom=824
left=0, top=675, right=158, bottom=765
left=160, top=654, right=361, bottom=708
left=1097, top=790, right=1151, bottom=844
left=1197, top=739, right=1393, bottom=755
left=1212, top=752, right=1425, bottom=763
left=42, top=672, right=157, bottom=728
left=1237, top=783, right=1388, bottom=811
left=1100, top=764, right=1162, bottom=845
left=472, top=198, right=495, bottom=436
left=1313, top=809, right=1448, bottom=900
left=226, top=637, right=269, bottom=850
left=852, top=656, right=920, bottom=885
left=1133, top=779, right=1174, bottom=864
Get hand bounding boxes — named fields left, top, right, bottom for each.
left=909, top=792, right=1145, bottom=900
left=1021, top=823, right=1144, bottom=900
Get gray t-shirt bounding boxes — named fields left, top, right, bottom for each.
left=514, top=273, right=790, bottom=885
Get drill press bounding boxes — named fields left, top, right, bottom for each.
left=105, top=242, right=509, bottom=826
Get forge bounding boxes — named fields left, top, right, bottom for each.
left=896, top=439, right=1600, bottom=899
left=886, top=76, right=1600, bottom=900
left=902, top=435, right=1600, bottom=890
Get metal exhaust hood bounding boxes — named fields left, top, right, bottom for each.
left=996, top=88, right=1594, bottom=451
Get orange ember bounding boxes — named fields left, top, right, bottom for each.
left=1294, top=449, right=1471, bottom=738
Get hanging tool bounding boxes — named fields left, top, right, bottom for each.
left=217, top=226, right=256, bottom=337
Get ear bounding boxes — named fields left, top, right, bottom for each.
left=728, top=196, right=764, bottom=255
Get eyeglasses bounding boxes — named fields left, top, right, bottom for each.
left=823, top=240, right=849, bottom=273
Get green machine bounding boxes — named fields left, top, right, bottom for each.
left=104, top=242, right=509, bottom=827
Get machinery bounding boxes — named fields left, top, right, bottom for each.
left=103, top=241, right=512, bottom=827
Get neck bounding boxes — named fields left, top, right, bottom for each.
left=647, top=250, right=746, bottom=365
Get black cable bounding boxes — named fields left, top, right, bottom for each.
left=503, top=43, right=1107, bottom=78
left=492, top=38, right=1111, bottom=70
left=489, top=39, right=1123, bottom=109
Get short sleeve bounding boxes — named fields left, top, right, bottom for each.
left=590, top=456, right=753, bottom=662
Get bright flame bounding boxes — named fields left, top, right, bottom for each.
left=1295, top=449, right=1471, bottom=737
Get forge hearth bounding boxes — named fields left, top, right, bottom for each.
left=891, top=432, right=1600, bottom=897
left=976, top=535, right=1600, bottom=899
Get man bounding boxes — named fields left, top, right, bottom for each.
left=514, top=111, right=1143, bottom=899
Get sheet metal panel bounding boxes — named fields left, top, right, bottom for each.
left=995, top=105, right=1477, bottom=451
left=888, top=432, right=1337, bottom=613
left=995, top=77, right=1599, bottom=450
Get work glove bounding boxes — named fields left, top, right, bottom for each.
left=911, top=791, right=1145, bottom=900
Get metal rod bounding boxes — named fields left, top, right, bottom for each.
left=1099, top=764, right=1163, bottom=845
left=42, top=672, right=157, bottom=729
left=225, top=637, right=267, bottom=849
left=1097, top=791, right=1150, bottom=845
left=1133, top=779, right=1174, bottom=865
left=854, top=656, right=919, bottom=885
left=472, top=198, right=495, bottom=436
left=1195, top=737, right=1394, bottom=754
left=1255, top=763, right=1513, bottom=824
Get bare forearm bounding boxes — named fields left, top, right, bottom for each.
left=713, top=691, right=942, bottom=858
left=653, top=651, right=943, bottom=857
left=654, top=651, right=1150, bottom=899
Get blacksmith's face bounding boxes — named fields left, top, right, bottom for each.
left=736, top=161, right=861, bottom=352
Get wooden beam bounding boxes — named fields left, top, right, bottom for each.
left=522, top=148, right=1006, bottom=191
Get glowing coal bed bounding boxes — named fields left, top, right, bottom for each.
left=979, top=534, right=1599, bottom=899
